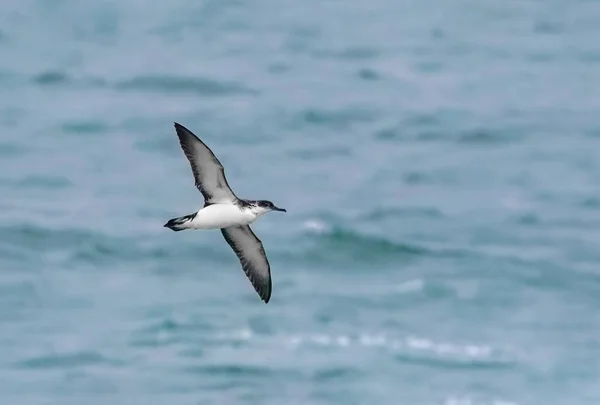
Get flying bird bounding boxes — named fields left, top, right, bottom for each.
left=164, top=123, right=286, bottom=303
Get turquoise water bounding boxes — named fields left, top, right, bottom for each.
left=2, top=1, right=600, bottom=404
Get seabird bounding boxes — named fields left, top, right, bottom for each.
left=164, top=122, right=286, bottom=303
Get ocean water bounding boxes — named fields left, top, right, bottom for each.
left=1, top=1, right=600, bottom=404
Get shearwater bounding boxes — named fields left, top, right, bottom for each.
left=164, top=122, right=286, bottom=303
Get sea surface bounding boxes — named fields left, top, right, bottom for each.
left=1, top=1, right=600, bottom=404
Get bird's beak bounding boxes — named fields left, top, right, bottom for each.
left=273, top=207, right=287, bottom=212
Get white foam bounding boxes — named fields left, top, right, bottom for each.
left=407, top=336, right=492, bottom=358
left=358, top=333, right=387, bottom=347
left=215, top=329, right=501, bottom=364
left=302, top=219, right=329, bottom=233
left=214, top=328, right=253, bottom=341
left=397, top=278, right=424, bottom=293
left=336, top=335, right=350, bottom=347
left=445, top=398, right=518, bottom=405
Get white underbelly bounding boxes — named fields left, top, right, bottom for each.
left=190, top=204, right=254, bottom=229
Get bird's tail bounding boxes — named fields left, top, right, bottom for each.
left=164, top=212, right=197, bottom=231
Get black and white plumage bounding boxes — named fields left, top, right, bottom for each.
left=173, top=122, right=238, bottom=205
left=164, top=122, right=286, bottom=303
left=221, top=225, right=272, bottom=303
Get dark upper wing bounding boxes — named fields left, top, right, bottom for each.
left=173, top=122, right=238, bottom=204
left=221, top=225, right=272, bottom=303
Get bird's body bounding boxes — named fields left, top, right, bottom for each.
left=167, top=202, right=267, bottom=230
left=164, top=123, right=286, bottom=303
left=193, top=203, right=257, bottom=229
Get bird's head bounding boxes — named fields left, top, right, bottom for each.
left=252, top=200, right=287, bottom=215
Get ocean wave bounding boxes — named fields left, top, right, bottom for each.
left=293, top=106, right=379, bottom=130
left=457, top=128, right=522, bottom=145
left=581, top=196, right=600, bottom=209
left=374, top=111, right=525, bottom=146
left=14, top=350, right=112, bottom=370
left=32, top=71, right=70, bottom=86
left=292, top=332, right=514, bottom=370
left=444, top=397, right=518, bottom=405
left=202, top=329, right=515, bottom=371
left=0, top=141, right=27, bottom=158
left=376, top=126, right=522, bottom=145
left=11, top=175, right=72, bottom=189
left=357, top=67, right=381, bottom=81
left=301, top=219, right=330, bottom=234
left=130, top=313, right=215, bottom=349
left=311, top=46, right=381, bottom=61
left=291, top=220, right=470, bottom=266
left=115, top=75, right=257, bottom=97
left=127, top=320, right=516, bottom=373
left=31, top=70, right=106, bottom=88
left=182, top=364, right=275, bottom=377
left=0, top=223, right=221, bottom=268
left=325, top=226, right=427, bottom=254
left=288, top=145, right=351, bottom=160
left=360, top=206, right=445, bottom=221
left=397, top=278, right=425, bottom=294
left=61, top=120, right=109, bottom=135
left=295, top=225, right=428, bottom=265
left=29, top=70, right=256, bottom=98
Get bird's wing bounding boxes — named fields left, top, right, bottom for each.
left=221, top=225, right=272, bottom=303
left=173, top=122, right=238, bottom=204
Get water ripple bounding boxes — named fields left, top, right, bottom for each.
left=293, top=225, right=428, bottom=265
left=0, top=223, right=220, bottom=267
left=297, top=106, right=379, bottom=129
left=115, top=75, right=257, bottom=96
left=32, top=71, right=70, bottom=86
left=15, top=351, right=109, bottom=370
left=217, top=329, right=518, bottom=371
left=61, top=121, right=109, bottom=135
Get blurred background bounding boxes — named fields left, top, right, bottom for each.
left=1, top=1, right=600, bottom=404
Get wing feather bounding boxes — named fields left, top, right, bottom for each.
left=221, top=225, right=272, bottom=303
left=173, top=122, right=238, bottom=204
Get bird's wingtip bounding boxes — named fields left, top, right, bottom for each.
left=174, top=122, right=191, bottom=134
left=261, top=289, right=272, bottom=303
